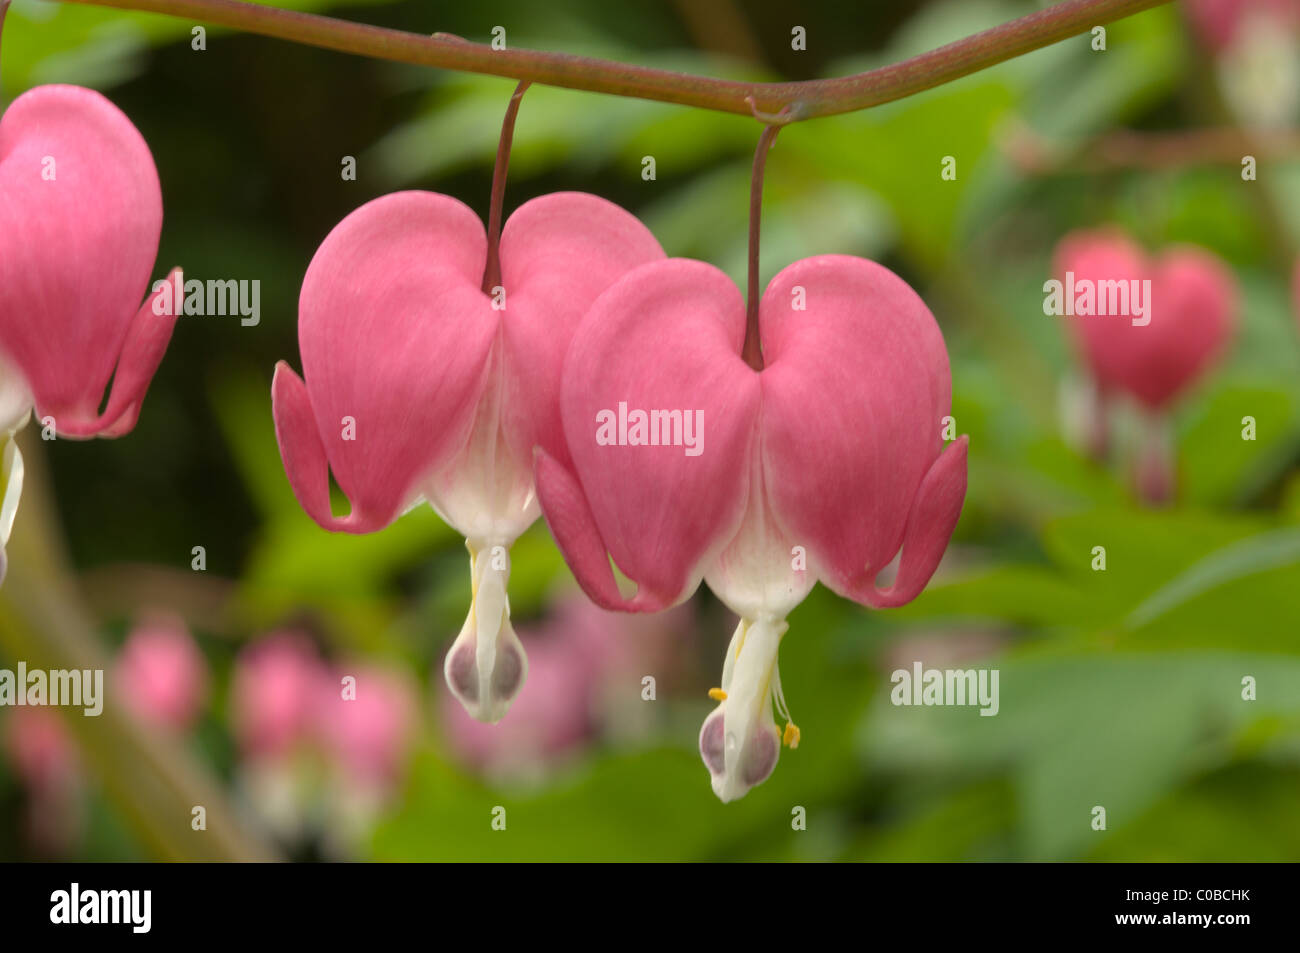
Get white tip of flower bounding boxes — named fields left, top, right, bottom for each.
left=699, top=702, right=780, bottom=803
left=443, top=543, right=528, bottom=723
left=699, top=616, right=789, bottom=803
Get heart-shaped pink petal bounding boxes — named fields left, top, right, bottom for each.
left=538, top=258, right=761, bottom=611
left=757, top=255, right=957, bottom=600
left=0, top=85, right=175, bottom=437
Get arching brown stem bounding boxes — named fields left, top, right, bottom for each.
left=56, top=0, right=1171, bottom=121
left=482, top=80, right=530, bottom=295
left=741, top=120, right=783, bottom=371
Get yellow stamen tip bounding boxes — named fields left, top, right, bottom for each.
left=783, top=722, right=801, bottom=748
left=708, top=687, right=727, bottom=702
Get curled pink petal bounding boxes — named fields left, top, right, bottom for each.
left=272, top=361, right=389, bottom=533
left=545, top=258, right=760, bottom=610
left=499, top=192, right=666, bottom=469
left=830, top=436, right=968, bottom=608
left=549, top=253, right=964, bottom=619
left=758, top=255, right=954, bottom=601
left=535, top=446, right=656, bottom=611
left=56, top=268, right=181, bottom=439
left=0, top=85, right=168, bottom=437
left=281, top=191, right=499, bottom=533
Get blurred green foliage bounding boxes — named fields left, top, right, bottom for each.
left=2, top=0, right=1300, bottom=861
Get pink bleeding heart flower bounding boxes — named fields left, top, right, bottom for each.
left=1053, top=230, right=1237, bottom=502
left=536, top=255, right=968, bottom=801
left=114, top=613, right=209, bottom=732
left=231, top=632, right=330, bottom=761
left=0, top=85, right=179, bottom=438
left=0, top=85, right=180, bottom=583
left=272, top=190, right=663, bottom=723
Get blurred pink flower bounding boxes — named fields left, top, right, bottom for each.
left=548, top=594, right=683, bottom=683
left=1055, top=230, right=1237, bottom=414
left=3, top=707, right=78, bottom=790
left=231, top=636, right=417, bottom=854
left=1053, top=229, right=1237, bottom=504
left=1185, top=0, right=1299, bottom=52
left=231, top=632, right=328, bottom=760
left=115, top=613, right=208, bottom=731
left=2, top=707, right=83, bottom=855
left=316, top=665, right=417, bottom=786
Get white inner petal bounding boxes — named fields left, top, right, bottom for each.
left=442, top=542, right=529, bottom=724
left=421, top=338, right=537, bottom=548
left=0, top=355, right=34, bottom=437
left=705, top=449, right=816, bottom=621
left=1, top=437, right=24, bottom=548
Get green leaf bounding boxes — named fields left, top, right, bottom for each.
left=1126, top=527, right=1300, bottom=628
left=863, top=651, right=1300, bottom=859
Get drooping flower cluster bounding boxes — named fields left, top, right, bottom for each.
left=270, top=127, right=968, bottom=801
